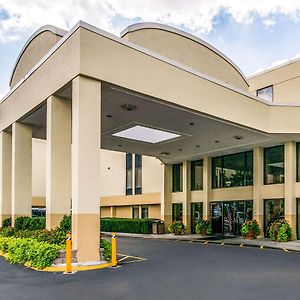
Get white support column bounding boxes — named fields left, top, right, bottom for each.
left=202, top=156, right=211, bottom=220
left=11, top=122, right=32, bottom=225
left=161, top=164, right=172, bottom=229
left=72, top=76, right=101, bottom=263
left=284, top=141, right=296, bottom=239
left=182, top=161, right=191, bottom=233
left=253, top=147, right=264, bottom=235
left=0, top=132, right=12, bottom=226
left=46, top=95, right=72, bottom=229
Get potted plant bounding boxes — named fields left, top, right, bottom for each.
left=195, top=219, right=213, bottom=236
left=269, top=219, right=292, bottom=242
left=241, top=219, right=260, bottom=239
left=168, top=221, right=185, bottom=235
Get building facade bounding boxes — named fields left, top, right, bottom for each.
left=2, top=21, right=300, bottom=262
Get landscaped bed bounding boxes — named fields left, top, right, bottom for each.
left=0, top=215, right=112, bottom=269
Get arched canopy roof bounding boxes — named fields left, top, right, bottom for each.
left=10, top=25, right=66, bottom=88
left=121, top=22, right=249, bottom=90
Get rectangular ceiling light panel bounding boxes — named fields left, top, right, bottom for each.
left=112, top=125, right=180, bottom=143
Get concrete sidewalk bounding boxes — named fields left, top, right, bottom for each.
left=102, top=232, right=300, bottom=252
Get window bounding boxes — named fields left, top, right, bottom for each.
left=297, top=143, right=300, bottom=182
left=191, top=160, right=203, bottom=190
left=172, top=163, right=183, bottom=192
left=132, top=206, right=139, bottom=219
left=264, top=199, right=284, bottom=237
left=126, top=153, right=133, bottom=195
left=172, top=203, right=183, bottom=221
left=212, top=151, right=253, bottom=189
left=141, top=205, right=149, bottom=219
left=135, top=154, right=142, bottom=195
left=264, top=145, right=284, bottom=185
left=257, top=86, right=273, bottom=102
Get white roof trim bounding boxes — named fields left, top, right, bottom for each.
left=9, top=25, right=67, bottom=87
left=121, top=22, right=249, bottom=87
left=2, top=20, right=300, bottom=109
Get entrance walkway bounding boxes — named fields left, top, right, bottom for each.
left=102, top=232, right=300, bottom=252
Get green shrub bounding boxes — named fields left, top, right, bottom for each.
left=100, top=239, right=112, bottom=262
left=0, top=226, right=15, bottom=237
left=2, top=218, right=11, bottom=228
left=58, top=215, right=71, bottom=233
left=168, top=221, right=185, bottom=235
left=100, top=218, right=154, bottom=234
left=14, top=217, right=46, bottom=231
left=0, top=236, right=61, bottom=269
left=269, top=219, right=292, bottom=242
left=195, top=219, right=213, bottom=235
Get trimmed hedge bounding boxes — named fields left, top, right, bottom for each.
left=0, top=236, right=62, bottom=269
left=100, top=218, right=154, bottom=234
left=2, top=218, right=11, bottom=228
left=14, top=217, right=46, bottom=231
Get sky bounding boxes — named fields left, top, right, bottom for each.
left=2, top=0, right=300, bottom=99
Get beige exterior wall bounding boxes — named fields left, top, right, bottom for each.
left=32, top=139, right=46, bottom=197
left=249, top=60, right=300, bottom=104
left=122, top=27, right=248, bottom=91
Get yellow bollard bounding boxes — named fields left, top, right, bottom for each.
left=111, top=232, right=117, bottom=267
left=65, top=233, right=72, bottom=274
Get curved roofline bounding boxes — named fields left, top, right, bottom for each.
left=9, top=25, right=67, bottom=87
left=121, top=22, right=249, bottom=87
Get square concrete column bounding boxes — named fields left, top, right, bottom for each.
left=161, top=164, right=172, bottom=230
left=284, top=141, right=296, bottom=239
left=72, top=76, right=101, bottom=263
left=253, top=147, right=264, bottom=235
left=46, top=95, right=71, bottom=229
left=182, top=161, right=191, bottom=233
left=0, top=132, right=12, bottom=226
left=202, top=156, right=211, bottom=220
left=11, top=123, right=32, bottom=225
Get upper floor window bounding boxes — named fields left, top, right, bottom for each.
left=212, top=151, right=253, bottom=189
left=135, top=154, right=142, bottom=195
left=264, top=145, right=284, bottom=185
left=297, top=143, right=300, bottom=182
left=191, top=160, right=203, bottom=190
left=257, top=86, right=273, bottom=102
left=172, top=163, right=183, bottom=192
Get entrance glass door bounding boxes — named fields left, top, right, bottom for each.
left=211, top=203, right=223, bottom=235
left=210, top=200, right=253, bottom=236
left=191, top=202, right=203, bottom=234
left=264, top=199, right=284, bottom=237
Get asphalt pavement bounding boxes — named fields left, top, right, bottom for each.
left=1, top=237, right=300, bottom=300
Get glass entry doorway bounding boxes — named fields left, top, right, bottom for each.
left=211, top=200, right=253, bottom=236
left=264, top=199, right=284, bottom=237
left=191, top=202, right=203, bottom=234
left=297, top=199, right=300, bottom=240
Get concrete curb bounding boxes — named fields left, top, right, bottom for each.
left=102, top=232, right=300, bottom=253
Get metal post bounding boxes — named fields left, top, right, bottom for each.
left=111, top=232, right=117, bottom=267
left=65, top=233, right=72, bottom=273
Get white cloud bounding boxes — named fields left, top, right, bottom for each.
left=1, top=0, right=300, bottom=43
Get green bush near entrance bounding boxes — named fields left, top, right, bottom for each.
left=0, top=236, right=62, bottom=269
left=2, top=218, right=11, bottom=228
left=14, top=216, right=46, bottom=231
left=195, top=219, right=213, bottom=235
left=100, top=218, right=154, bottom=234
left=269, top=219, right=292, bottom=242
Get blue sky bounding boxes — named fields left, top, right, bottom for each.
left=2, top=1, right=300, bottom=99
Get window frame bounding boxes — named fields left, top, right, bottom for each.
left=172, top=163, right=183, bottom=193
left=191, top=160, right=204, bottom=191
left=256, top=85, right=273, bottom=102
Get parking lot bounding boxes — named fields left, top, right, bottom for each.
left=1, top=237, right=300, bottom=300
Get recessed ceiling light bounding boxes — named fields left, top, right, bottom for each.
left=215, top=140, right=220, bottom=143
left=161, top=152, right=170, bottom=156
left=112, top=125, right=181, bottom=144
left=106, top=114, right=112, bottom=118
left=189, top=122, right=195, bottom=126
left=178, top=148, right=182, bottom=151
left=233, top=135, right=243, bottom=140
left=118, top=144, right=122, bottom=147
left=121, top=104, right=137, bottom=111
left=196, top=145, right=200, bottom=148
